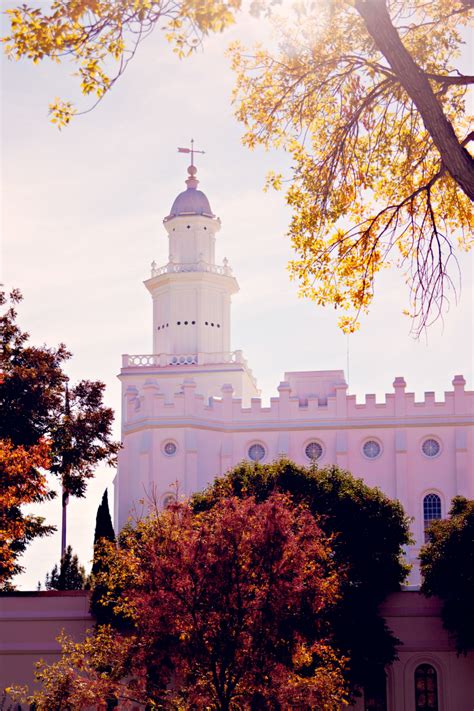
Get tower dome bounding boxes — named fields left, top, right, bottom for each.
left=167, top=165, right=214, bottom=219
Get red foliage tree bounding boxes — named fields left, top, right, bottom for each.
left=0, top=438, right=52, bottom=586
left=20, top=494, right=348, bottom=709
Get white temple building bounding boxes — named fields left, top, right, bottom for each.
left=114, top=159, right=473, bottom=588
left=2, top=155, right=473, bottom=711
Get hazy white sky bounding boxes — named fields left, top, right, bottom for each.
left=1, top=7, right=472, bottom=589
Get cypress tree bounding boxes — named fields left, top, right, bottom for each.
left=94, top=490, right=115, bottom=544
left=91, top=489, right=117, bottom=624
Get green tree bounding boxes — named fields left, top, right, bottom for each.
left=0, top=289, right=120, bottom=584
left=193, top=459, right=412, bottom=697
left=45, top=545, right=86, bottom=591
left=420, top=496, right=474, bottom=654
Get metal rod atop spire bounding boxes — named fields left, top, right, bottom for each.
left=178, top=138, right=205, bottom=168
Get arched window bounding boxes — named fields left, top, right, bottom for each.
left=415, top=663, right=438, bottom=710
left=423, top=494, right=442, bottom=543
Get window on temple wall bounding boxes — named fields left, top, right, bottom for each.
left=248, top=443, right=265, bottom=462
left=163, top=441, right=177, bottom=456
left=422, top=438, right=441, bottom=458
left=423, top=494, right=442, bottom=543
left=415, top=664, right=439, bottom=710
left=305, top=441, right=323, bottom=462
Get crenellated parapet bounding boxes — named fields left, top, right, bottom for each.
left=122, top=370, right=473, bottom=429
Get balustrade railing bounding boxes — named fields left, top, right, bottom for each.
left=122, top=350, right=246, bottom=368
left=150, top=259, right=232, bottom=278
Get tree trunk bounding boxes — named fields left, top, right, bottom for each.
left=61, top=487, right=69, bottom=559
left=355, top=0, right=474, bottom=200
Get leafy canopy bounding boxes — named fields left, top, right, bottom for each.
left=231, top=0, right=474, bottom=333
left=194, top=459, right=412, bottom=695
left=420, top=496, right=474, bottom=654
left=2, top=0, right=242, bottom=127
left=17, top=494, right=348, bottom=710
left=0, top=437, right=53, bottom=587
left=0, top=289, right=120, bottom=586
left=2, top=1, right=473, bottom=333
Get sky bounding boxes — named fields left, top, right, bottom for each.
left=1, top=5, right=473, bottom=589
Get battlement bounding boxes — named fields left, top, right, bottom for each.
left=122, top=372, right=472, bottom=428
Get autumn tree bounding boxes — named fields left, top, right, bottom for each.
left=0, top=438, right=53, bottom=589
left=45, top=544, right=87, bottom=591
left=17, top=494, right=348, bottom=710
left=193, top=459, right=411, bottom=698
left=231, top=0, right=474, bottom=333
left=3, top=1, right=473, bottom=333
left=0, top=289, right=120, bottom=584
left=420, top=496, right=474, bottom=654
left=1, top=0, right=241, bottom=126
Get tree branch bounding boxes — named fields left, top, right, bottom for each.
left=354, top=0, right=474, bottom=200
left=425, top=73, right=474, bottom=86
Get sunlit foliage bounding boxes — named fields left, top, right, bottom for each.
left=3, top=1, right=473, bottom=330
left=2, top=0, right=242, bottom=126
left=232, top=0, right=474, bottom=332
left=0, top=437, right=53, bottom=587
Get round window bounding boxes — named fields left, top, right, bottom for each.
left=362, top=440, right=381, bottom=459
left=422, top=438, right=440, bottom=458
left=248, top=443, right=265, bottom=462
left=163, top=441, right=177, bottom=456
left=305, top=441, right=323, bottom=461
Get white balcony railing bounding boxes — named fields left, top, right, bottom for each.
left=150, top=258, right=233, bottom=278
left=122, top=350, right=246, bottom=369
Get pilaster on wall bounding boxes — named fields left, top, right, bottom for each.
left=395, top=430, right=408, bottom=503
left=335, top=431, right=348, bottom=470
left=185, top=429, right=198, bottom=494
left=455, top=427, right=471, bottom=497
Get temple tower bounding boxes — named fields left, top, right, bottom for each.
left=115, top=153, right=259, bottom=528
left=146, top=163, right=237, bottom=359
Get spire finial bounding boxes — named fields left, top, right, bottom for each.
left=178, top=139, right=205, bottom=189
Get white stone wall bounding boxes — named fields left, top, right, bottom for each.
left=115, top=367, right=473, bottom=584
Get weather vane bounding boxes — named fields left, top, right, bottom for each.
left=178, top=138, right=205, bottom=168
